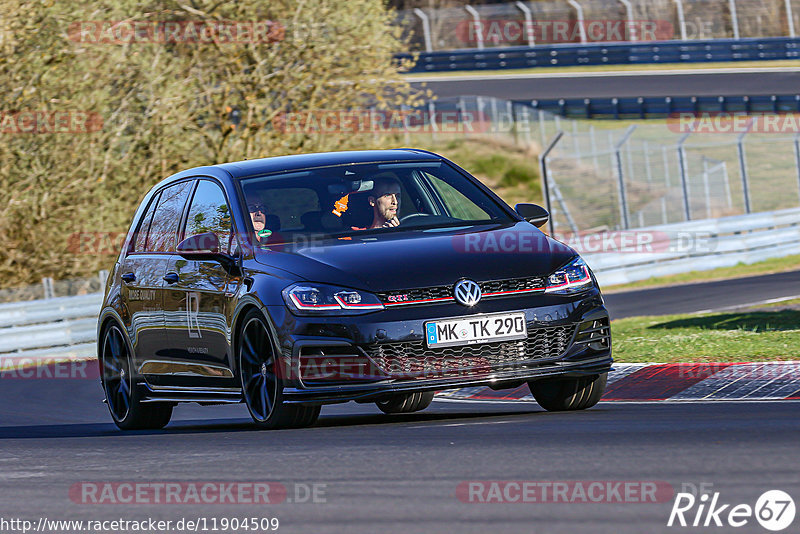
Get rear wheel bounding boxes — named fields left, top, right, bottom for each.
left=528, top=373, right=607, bottom=412
left=376, top=391, right=435, bottom=414
left=101, top=324, right=172, bottom=430
left=238, top=310, right=320, bottom=429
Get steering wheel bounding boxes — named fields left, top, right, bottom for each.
left=399, top=213, right=431, bottom=224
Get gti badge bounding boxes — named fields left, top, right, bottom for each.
left=453, top=279, right=482, bottom=307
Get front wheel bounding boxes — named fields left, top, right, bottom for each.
left=528, top=373, right=607, bottom=412
left=238, top=310, right=320, bottom=429
left=101, top=324, right=172, bottom=430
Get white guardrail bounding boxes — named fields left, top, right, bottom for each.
left=1, top=207, right=798, bottom=362
left=584, top=207, right=800, bottom=286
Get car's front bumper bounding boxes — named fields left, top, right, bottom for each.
left=265, top=289, right=612, bottom=405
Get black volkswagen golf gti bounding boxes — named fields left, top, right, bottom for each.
left=98, top=149, right=611, bottom=430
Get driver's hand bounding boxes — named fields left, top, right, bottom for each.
left=383, top=217, right=400, bottom=228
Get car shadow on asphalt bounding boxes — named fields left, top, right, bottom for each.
left=0, top=408, right=547, bottom=439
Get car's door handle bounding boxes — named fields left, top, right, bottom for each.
left=163, top=272, right=180, bottom=284
left=121, top=273, right=136, bottom=283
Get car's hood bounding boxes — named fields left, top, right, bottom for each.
left=253, top=222, right=576, bottom=291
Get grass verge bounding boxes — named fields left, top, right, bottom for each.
left=612, top=307, right=800, bottom=363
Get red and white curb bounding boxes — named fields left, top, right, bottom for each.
left=436, top=362, right=800, bottom=402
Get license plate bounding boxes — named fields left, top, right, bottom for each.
left=425, top=312, right=527, bottom=348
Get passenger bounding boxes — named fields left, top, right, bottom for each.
left=247, top=201, right=271, bottom=243
left=366, top=177, right=401, bottom=229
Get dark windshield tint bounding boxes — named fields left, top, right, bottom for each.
left=238, top=161, right=511, bottom=245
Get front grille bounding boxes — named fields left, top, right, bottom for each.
left=364, top=324, right=576, bottom=379
left=377, top=276, right=547, bottom=306
left=376, top=285, right=451, bottom=305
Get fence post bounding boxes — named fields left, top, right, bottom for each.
left=572, top=121, right=580, bottom=157
left=42, top=277, right=55, bottom=299
left=728, top=0, right=740, bottom=39
left=428, top=101, right=437, bottom=142
left=677, top=131, right=692, bottom=220
left=794, top=134, right=800, bottom=205
left=98, top=269, right=110, bottom=287
left=464, top=5, right=484, bottom=50
left=522, top=105, right=532, bottom=145
left=787, top=0, right=796, bottom=38
left=589, top=125, right=599, bottom=173
left=506, top=100, right=517, bottom=144
left=515, top=1, right=535, bottom=46
left=643, top=141, right=652, bottom=182
left=369, top=107, right=379, bottom=143
left=401, top=104, right=412, bottom=144
left=662, top=145, right=671, bottom=187
left=566, top=0, right=588, bottom=43
left=539, top=131, right=564, bottom=236
left=673, top=0, right=688, bottom=40
left=737, top=122, right=752, bottom=213
left=614, top=125, right=637, bottom=229
left=619, top=0, right=637, bottom=41
left=722, top=161, right=733, bottom=208
left=702, top=157, right=712, bottom=219
left=413, top=9, right=433, bottom=52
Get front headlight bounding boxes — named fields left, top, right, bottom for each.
left=282, top=282, right=385, bottom=315
left=545, top=257, right=594, bottom=294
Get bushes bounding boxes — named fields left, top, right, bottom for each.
left=0, top=0, right=421, bottom=287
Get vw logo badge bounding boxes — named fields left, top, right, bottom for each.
left=453, top=279, right=482, bottom=307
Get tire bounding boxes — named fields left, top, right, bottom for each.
left=376, top=391, right=435, bottom=414
left=238, top=309, right=320, bottom=429
left=101, top=324, right=173, bottom=430
left=528, top=373, right=607, bottom=412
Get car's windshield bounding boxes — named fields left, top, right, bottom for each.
left=238, top=160, right=513, bottom=245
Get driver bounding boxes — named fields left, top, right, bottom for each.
left=367, top=176, right=401, bottom=229
left=247, top=200, right=271, bottom=243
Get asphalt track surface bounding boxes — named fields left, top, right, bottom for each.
left=1, top=375, right=799, bottom=534
left=603, top=269, right=800, bottom=319
left=412, top=67, right=800, bottom=100
left=2, top=272, right=800, bottom=533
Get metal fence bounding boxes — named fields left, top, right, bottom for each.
left=397, top=0, right=800, bottom=51
left=413, top=96, right=800, bottom=236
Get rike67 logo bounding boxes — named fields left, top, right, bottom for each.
left=668, top=489, right=795, bottom=531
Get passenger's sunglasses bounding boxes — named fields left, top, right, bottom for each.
left=248, top=203, right=266, bottom=214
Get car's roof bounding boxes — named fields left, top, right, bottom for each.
left=213, top=149, right=442, bottom=179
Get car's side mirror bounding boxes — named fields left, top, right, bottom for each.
left=178, top=232, right=241, bottom=273
left=514, top=203, right=549, bottom=228
left=177, top=231, right=220, bottom=256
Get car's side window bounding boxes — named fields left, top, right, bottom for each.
left=131, top=191, right=161, bottom=253
left=147, top=181, right=195, bottom=253
left=423, top=171, right=491, bottom=221
left=183, top=180, right=233, bottom=254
